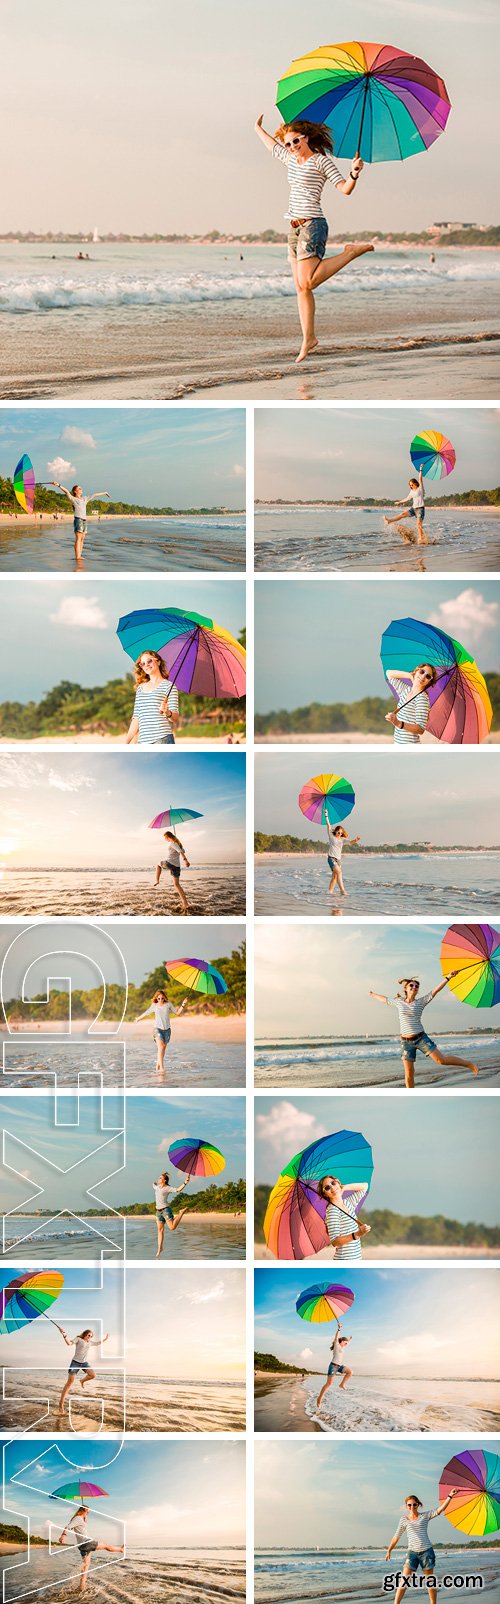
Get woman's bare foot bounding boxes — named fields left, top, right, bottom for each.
left=469, top=1062, right=479, bottom=1076
left=383, top=516, right=390, bottom=525
left=296, top=337, right=319, bottom=365
left=343, top=242, right=374, bottom=264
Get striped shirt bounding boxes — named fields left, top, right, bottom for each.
left=394, top=1511, right=440, bottom=1553
left=325, top=1188, right=365, bottom=1261
left=326, top=823, right=344, bottom=862
left=273, top=144, right=344, bottom=220
left=389, top=993, right=433, bottom=1034
left=133, top=681, right=178, bottom=744
left=391, top=676, right=429, bottom=745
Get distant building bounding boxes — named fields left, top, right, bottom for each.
left=428, top=221, right=475, bottom=234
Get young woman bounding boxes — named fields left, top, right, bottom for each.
left=317, top=1176, right=371, bottom=1261
left=152, top=1170, right=191, bottom=1256
left=384, top=465, right=428, bottom=545
left=369, top=975, right=480, bottom=1088
left=385, top=1487, right=460, bottom=1604
left=135, top=987, right=187, bottom=1076
left=50, top=480, right=110, bottom=561
left=384, top=663, right=437, bottom=745
left=327, top=823, right=361, bottom=896
left=126, top=650, right=179, bottom=745
left=153, top=830, right=190, bottom=913
left=316, top=1320, right=353, bottom=1409
left=58, top=1505, right=124, bottom=1596
left=254, top=116, right=374, bottom=363
left=57, top=1326, right=109, bottom=1414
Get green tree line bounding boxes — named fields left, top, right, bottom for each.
left=5, top=942, right=246, bottom=1021
left=0, top=1523, right=47, bottom=1546
left=0, top=474, right=239, bottom=517
left=255, top=1351, right=315, bottom=1375
left=254, top=1186, right=500, bottom=1246
left=254, top=834, right=496, bottom=854
left=258, top=487, right=500, bottom=507
left=0, top=674, right=245, bottom=739
left=89, top=1179, right=246, bottom=1215
left=255, top=675, right=500, bottom=738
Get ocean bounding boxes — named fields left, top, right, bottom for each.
left=0, top=1371, right=246, bottom=1434
left=0, top=513, right=245, bottom=573
left=255, top=505, right=500, bottom=573
left=0, top=866, right=246, bottom=918
left=255, top=853, right=500, bottom=918
left=255, top=1031, right=500, bottom=1088
left=255, top=1547, right=498, bottom=1604
left=302, top=1373, right=500, bottom=1434
left=0, top=1545, right=245, bottom=1604
left=2, top=1037, right=246, bottom=1089
left=3, top=1215, right=246, bottom=1261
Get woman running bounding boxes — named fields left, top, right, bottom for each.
left=135, top=987, right=187, bottom=1077
left=153, top=1170, right=191, bottom=1256
left=153, top=830, right=190, bottom=913
left=254, top=116, right=374, bottom=363
left=385, top=1486, right=460, bottom=1604
left=56, top=1327, right=109, bottom=1415
left=126, top=650, right=179, bottom=745
left=369, top=974, right=480, bottom=1087
left=317, top=1176, right=371, bottom=1260
left=58, top=1506, right=124, bottom=1596
left=316, top=1320, right=353, bottom=1410
left=384, top=664, right=437, bottom=744
left=50, top=480, right=110, bottom=562
left=327, top=824, right=361, bottom=897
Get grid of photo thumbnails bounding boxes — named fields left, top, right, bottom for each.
left=1, top=4, right=500, bottom=1603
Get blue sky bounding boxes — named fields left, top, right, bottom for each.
left=2, top=1437, right=245, bottom=1549
left=0, top=579, right=245, bottom=701
left=255, top=407, right=500, bottom=501
left=0, top=751, right=246, bottom=867
left=0, top=409, right=245, bottom=509
left=254, top=1266, right=500, bottom=1379
left=254, top=1093, right=500, bottom=1222
left=1, top=1092, right=246, bottom=1210
left=254, top=921, right=500, bottom=1038
left=255, top=750, right=500, bottom=847
left=2, top=0, right=498, bottom=231
left=255, top=580, right=500, bottom=709
left=255, top=1438, right=500, bottom=1549
left=0, top=920, right=244, bottom=996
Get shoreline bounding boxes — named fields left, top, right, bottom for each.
left=254, top=1372, right=320, bottom=1434
left=255, top=730, right=500, bottom=745
left=0, top=510, right=242, bottom=526
left=3, top=1015, right=245, bottom=1043
left=254, top=1242, right=500, bottom=1260
left=11, top=1211, right=245, bottom=1224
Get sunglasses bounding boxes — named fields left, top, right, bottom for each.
left=406, top=1502, right=419, bottom=1509
left=285, top=136, right=303, bottom=147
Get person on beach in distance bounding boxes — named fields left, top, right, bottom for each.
left=369, top=975, right=480, bottom=1088
left=58, top=1505, right=124, bottom=1596
left=316, top=1319, right=353, bottom=1410
left=153, top=1170, right=191, bottom=1256
left=317, top=1176, right=371, bottom=1260
left=385, top=1487, right=461, bottom=1604
left=154, top=830, right=190, bottom=913
left=384, top=663, right=437, bottom=744
left=56, top=1326, right=109, bottom=1415
left=383, top=464, right=428, bottom=545
left=50, top=480, right=110, bottom=562
left=135, top=986, right=188, bottom=1077
left=126, top=650, right=179, bottom=745
left=254, top=116, right=374, bottom=363
left=327, top=823, right=361, bottom=896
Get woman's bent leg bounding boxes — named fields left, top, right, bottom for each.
left=429, top=1049, right=478, bottom=1075
left=58, top=1374, right=76, bottom=1410
left=310, top=243, right=374, bottom=288
left=79, top=1554, right=91, bottom=1594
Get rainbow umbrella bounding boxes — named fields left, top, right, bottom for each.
left=276, top=42, right=451, bottom=164
left=117, top=608, right=246, bottom=699
left=0, top=1270, right=64, bottom=1334
left=13, top=454, right=36, bottom=514
left=296, top=1282, right=354, bottom=1323
left=168, top=1137, right=226, bottom=1177
left=411, top=430, right=456, bottom=480
left=440, top=924, right=500, bottom=1009
left=50, top=1482, right=108, bottom=1502
left=381, top=617, right=492, bottom=744
left=165, top=958, right=228, bottom=996
left=439, top=1451, right=500, bottom=1536
left=264, top=1130, right=373, bottom=1260
left=149, top=808, right=202, bottom=829
left=298, top=773, right=355, bottom=827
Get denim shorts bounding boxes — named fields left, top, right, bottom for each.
left=154, top=733, right=175, bottom=744
left=78, top=1540, right=98, bottom=1557
left=155, top=1027, right=171, bottom=1045
left=68, top=1359, right=90, bottom=1374
left=74, top=517, right=87, bottom=533
left=160, top=861, right=181, bottom=878
left=327, top=855, right=341, bottom=873
left=408, top=506, right=425, bottom=521
left=406, top=1548, right=436, bottom=1574
left=156, top=1206, right=174, bottom=1223
left=288, top=217, right=329, bottom=261
left=400, top=1031, right=436, bottom=1062
left=327, top=1361, right=345, bottom=1376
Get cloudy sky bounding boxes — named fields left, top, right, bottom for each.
left=2, top=0, right=498, bottom=232
left=0, top=920, right=243, bottom=1003
left=255, top=406, right=500, bottom=502
left=0, top=408, right=245, bottom=509
left=255, top=580, right=500, bottom=709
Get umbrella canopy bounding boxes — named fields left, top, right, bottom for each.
left=439, top=1451, right=500, bottom=1536
left=298, top=772, right=355, bottom=827
left=411, top=430, right=456, bottom=480
left=264, top=1129, right=373, bottom=1260
left=296, top=1281, right=354, bottom=1323
left=276, top=41, right=451, bottom=164
left=50, top=1481, right=108, bottom=1502
left=168, top=1137, right=226, bottom=1177
left=117, top=607, right=246, bottom=699
left=148, top=808, right=202, bottom=830
left=165, top=958, right=228, bottom=995
left=440, top=924, right=500, bottom=1008
left=13, top=453, right=36, bottom=514
left=381, top=616, right=492, bottom=744
left=0, top=1270, right=64, bottom=1334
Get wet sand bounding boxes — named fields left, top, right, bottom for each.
left=254, top=1371, right=500, bottom=1434
left=0, top=1372, right=246, bottom=1435
left=254, top=1374, right=319, bottom=1434
left=0, top=867, right=246, bottom=918
left=0, top=1549, right=245, bottom=1604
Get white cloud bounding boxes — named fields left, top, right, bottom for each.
left=47, top=456, right=74, bottom=478
left=233, top=463, right=245, bottom=477
left=180, top=1280, right=226, bottom=1305
left=49, top=596, right=108, bottom=631
left=62, top=425, right=96, bottom=450
left=377, top=1332, right=448, bottom=1367
left=299, top=1347, right=313, bottom=1361
left=47, top=769, right=95, bottom=793
left=256, top=1099, right=327, bottom=1155
left=427, top=589, right=499, bottom=648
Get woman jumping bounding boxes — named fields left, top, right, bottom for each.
left=316, top=1320, right=353, bottom=1410
left=126, top=650, right=179, bottom=745
left=384, top=664, right=437, bottom=744
left=254, top=116, right=374, bottom=363
left=369, top=974, right=480, bottom=1088
left=153, top=1171, right=191, bottom=1256
left=153, top=830, right=190, bottom=913
left=57, top=1327, right=109, bottom=1415
left=317, top=1176, right=371, bottom=1261
left=327, top=823, right=361, bottom=897
left=385, top=1486, right=460, bottom=1604
left=135, top=987, right=187, bottom=1077
left=50, top=480, right=110, bottom=562
left=58, top=1506, right=124, bottom=1596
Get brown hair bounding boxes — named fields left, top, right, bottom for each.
left=332, top=825, right=348, bottom=838
left=414, top=662, right=437, bottom=687
left=75, top=1507, right=88, bottom=1518
left=398, top=978, right=420, bottom=995
left=317, top=1175, right=341, bottom=1200
left=134, top=650, right=170, bottom=687
left=275, top=119, right=334, bottom=155
left=153, top=990, right=167, bottom=1003
left=78, top=1329, right=93, bottom=1339
left=71, top=485, right=81, bottom=495
left=405, top=1495, right=423, bottom=1508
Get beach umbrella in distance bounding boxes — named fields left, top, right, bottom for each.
left=411, top=430, right=456, bottom=480
left=117, top=607, right=246, bottom=698
left=165, top=958, right=228, bottom=995
left=264, top=1129, right=373, bottom=1260
left=13, top=454, right=36, bottom=514
left=299, top=772, right=355, bottom=827
left=168, top=1137, right=226, bottom=1177
left=0, top=1270, right=64, bottom=1334
left=440, top=924, right=500, bottom=1008
left=148, top=808, right=203, bottom=829
left=50, top=1481, right=108, bottom=1503
left=296, top=1282, right=355, bottom=1323
left=276, top=42, right=451, bottom=164
left=381, top=617, right=492, bottom=744
left=439, top=1451, right=500, bottom=1536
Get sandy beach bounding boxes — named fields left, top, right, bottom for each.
left=254, top=1370, right=500, bottom=1434
left=4, top=1015, right=245, bottom=1044
left=254, top=1373, right=320, bottom=1434
left=0, top=1547, right=245, bottom=1604
left=256, top=730, right=500, bottom=744
left=0, top=866, right=247, bottom=919
left=5, top=1213, right=247, bottom=1261
left=254, top=1242, right=500, bottom=1260
left=0, top=1371, right=246, bottom=1435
